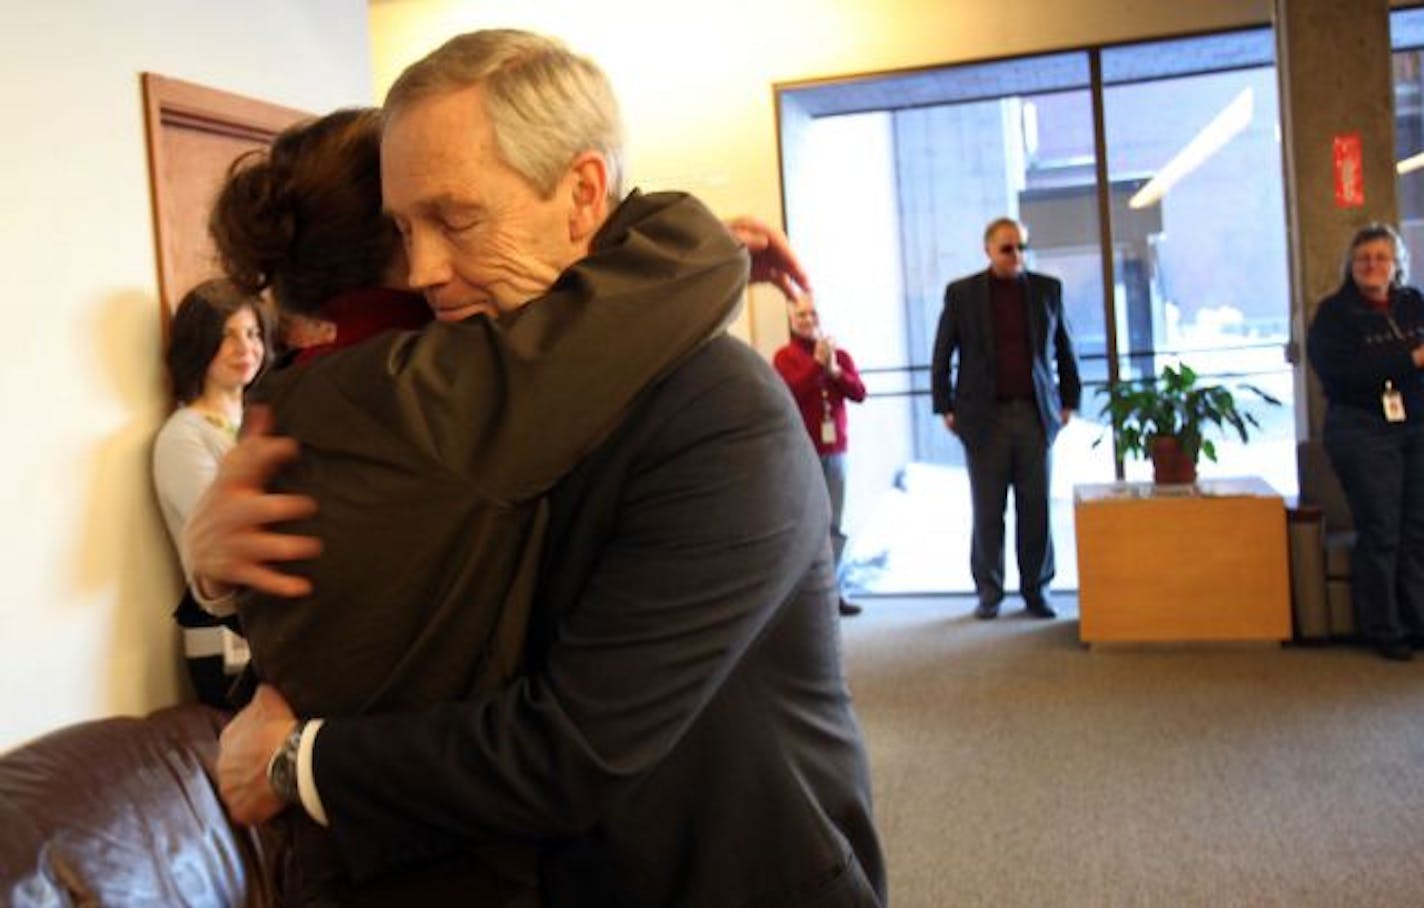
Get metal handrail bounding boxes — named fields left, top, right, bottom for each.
left=853, top=363, right=1291, bottom=401
left=854, top=339, right=1288, bottom=376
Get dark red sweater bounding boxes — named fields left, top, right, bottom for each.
left=293, top=287, right=432, bottom=364
left=990, top=275, right=1034, bottom=401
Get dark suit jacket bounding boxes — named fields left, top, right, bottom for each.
left=930, top=269, right=1081, bottom=450
left=241, top=191, right=744, bottom=720
left=243, top=191, right=749, bottom=903
left=312, top=336, right=887, bottom=908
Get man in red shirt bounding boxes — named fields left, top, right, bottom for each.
left=774, top=292, right=868, bottom=616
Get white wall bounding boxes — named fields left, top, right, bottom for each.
left=368, top=0, right=1273, bottom=352
left=0, top=0, right=373, bottom=751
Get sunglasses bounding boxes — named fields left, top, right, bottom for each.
left=997, top=243, right=1028, bottom=254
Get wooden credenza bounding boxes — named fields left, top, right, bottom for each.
left=1074, top=477, right=1292, bottom=645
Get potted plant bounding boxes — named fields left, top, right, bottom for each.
left=1095, top=363, right=1282, bottom=484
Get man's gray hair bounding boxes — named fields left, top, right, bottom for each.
left=384, top=29, right=624, bottom=203
left=983, top=217, right=1026, bottom=244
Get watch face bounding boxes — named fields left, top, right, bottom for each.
left=270, top=751, right=297, bottom=803
left=268, top=727, right=302, bottom=806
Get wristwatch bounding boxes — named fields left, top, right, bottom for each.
left=265, top=720, right=307, bottom=808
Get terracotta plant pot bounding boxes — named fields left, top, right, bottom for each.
left=1150, top=435, right=1197, bottom=484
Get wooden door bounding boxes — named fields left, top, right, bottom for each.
left=141, top=73, right=310, bottom=333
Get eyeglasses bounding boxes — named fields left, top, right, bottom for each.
left=997, top=243, right=1028, bottom=254
left=1353, top=253, right=1395, bottom=265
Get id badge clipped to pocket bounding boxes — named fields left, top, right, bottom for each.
left=820, top=418, right=837, bottom=445
left=1382, top=380, right=1407, bottom=423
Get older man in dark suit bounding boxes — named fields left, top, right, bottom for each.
left=931, top=217, right=1080, bottom=620
left=185, top=28, right=884, bottom=908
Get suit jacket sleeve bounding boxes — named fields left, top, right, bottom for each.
left=1047, top=277, right=1082, bottom=410
left=311, top=353, right=828, bottom=879
left=930, top=283, right=960, bottom=414
left=259, top=191, right=746, bottom=501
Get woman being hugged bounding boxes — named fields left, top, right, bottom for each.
left=152, top=279, right=272, bottom=705
left=203, top=100, right=748, bottom=903
left=1307, top=222, right=1424, bottom=661
left=210, top=107, right=430, bottom=364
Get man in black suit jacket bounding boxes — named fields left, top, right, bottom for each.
left=931, top=217, right=1081, bottom=620
left=185, top=29, right=885, bottom=907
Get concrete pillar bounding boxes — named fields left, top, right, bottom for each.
left=1275, top=0, right=1396, bottom=450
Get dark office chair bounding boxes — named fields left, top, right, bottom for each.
left=1293, top=439, right=1356, bottom=638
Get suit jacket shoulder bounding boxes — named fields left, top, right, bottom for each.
left=945, top=271, right=987, bottom=300
left=1026, top=271, right=1063, bottom=295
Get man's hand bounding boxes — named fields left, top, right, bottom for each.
left=942, top=413, right=957, bottom=434
left=218, top=684, right=298, bottom=826
left=184, top=406, right=322, bottom=598
left=726, top=215, right=809, bottom=300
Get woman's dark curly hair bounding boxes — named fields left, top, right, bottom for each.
left=166, top=279, right=273, bottom=404
left=209, top=107, right=399, bottom=315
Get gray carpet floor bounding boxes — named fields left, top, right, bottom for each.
left=842, top=595, right=1424, bottom=907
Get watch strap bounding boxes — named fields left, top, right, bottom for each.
left=266, top=720, right=306, bottom=807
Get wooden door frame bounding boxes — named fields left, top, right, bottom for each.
left=140, top=73, right=309, bottom=332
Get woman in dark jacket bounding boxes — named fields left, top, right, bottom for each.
left=207, top=106, right=746, bottom=903
left=202, top=98, right=820, bottom=902
left=1307, top=222, right=1424, bottom=661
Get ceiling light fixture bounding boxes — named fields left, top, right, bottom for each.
left=1396, top=150, right=1424, bottom=175
left=1129, top=88, right=1255, bottom=210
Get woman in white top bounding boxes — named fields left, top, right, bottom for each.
left=152, top=279, right=273, bottom=706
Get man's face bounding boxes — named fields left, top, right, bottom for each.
left=788, top=295, right=820, bottom=341
left=985, top=224, right=1028, bottom=279
left=382, top=85, right=582, bottom=322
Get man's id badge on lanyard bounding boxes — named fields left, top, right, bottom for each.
left=1383, top=380, right=1406, bottom=423
left=820, top=418, right=837, bottom=445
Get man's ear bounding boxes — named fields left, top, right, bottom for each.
left=565, top=151, right=609, bottom=244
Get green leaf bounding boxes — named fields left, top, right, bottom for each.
left=1094, top=364, right=1281, bottom=471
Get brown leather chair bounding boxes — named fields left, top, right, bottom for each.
left=0, top=704, right=277, bottom=907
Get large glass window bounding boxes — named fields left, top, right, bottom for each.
left=1101, top=31, right=1295, bottom=493
left=1392, top=7, right=1424, bottom=270
left=777, top=27, right=1295, bottom=596
left=781, top=54, right=1112, bottom=595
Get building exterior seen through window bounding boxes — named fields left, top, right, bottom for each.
left=778, top=27, right=1294, bottom=595
left=1393, top=8, right=1424, bottom=279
